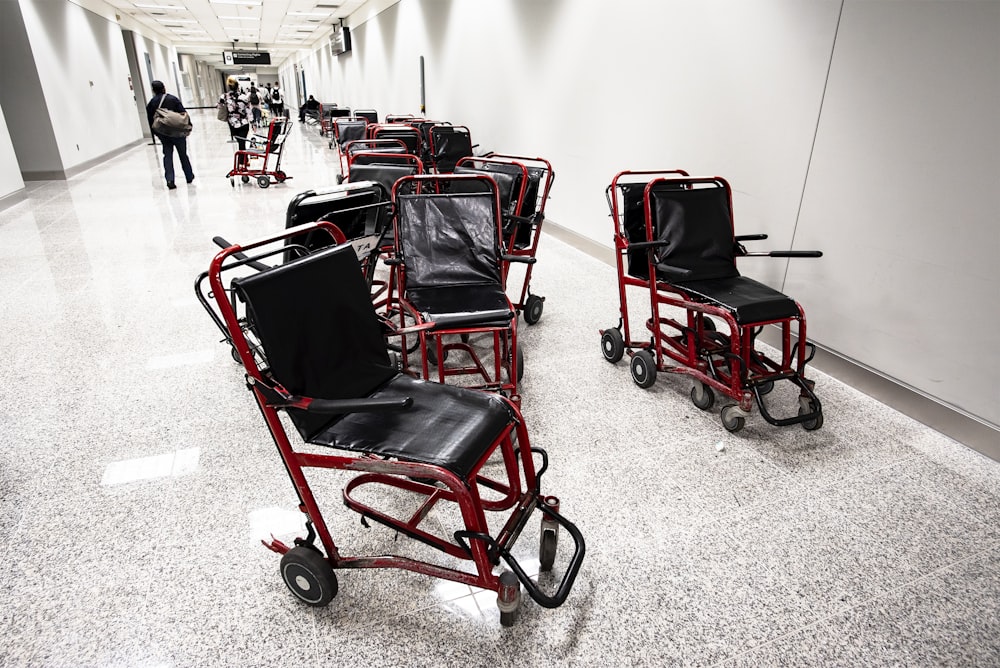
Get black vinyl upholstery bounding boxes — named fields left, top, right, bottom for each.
left=674, top=276, right=799, bottom=324
left=431, top=127, right=473, bottom=173
left=336, top=119, right=367, bottom=144
left=284, top=185, right=384, bottom=256
left=234, top=243, right=513, bottom=476
left=397, top=192, right=512, bottom=326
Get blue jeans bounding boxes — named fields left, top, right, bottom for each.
left=158, top=134, right=194, bottom=184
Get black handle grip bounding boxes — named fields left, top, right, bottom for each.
left=735, top=234, right=768, bottom=242
left=770, top=250, right=823, bottom=258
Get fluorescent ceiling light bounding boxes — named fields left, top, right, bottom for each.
left=157, top=18, right=197, bottom=23
left=287, top=11, right=330, bottom=17
left=218, top=16, right=260, bottom=20
left=134, top=3, right=184, bottom=8
left=211, top=0, right=263, bottom=4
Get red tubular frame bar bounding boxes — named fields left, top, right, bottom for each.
left=480, top=154, right=555, bottom=315
left=390, top=174, right=520, bottom=401
left=208, top=221, right=541, bottom=595
left=605, top=171, right=812, bottom=413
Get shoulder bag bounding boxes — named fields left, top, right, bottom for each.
left=152, top=94, right=193, bottom=137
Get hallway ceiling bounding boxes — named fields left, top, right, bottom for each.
left=104, top=0, right=368, bottom=69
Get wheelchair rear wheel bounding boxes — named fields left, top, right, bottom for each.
left=601, top=328, right=625, bottom=363
left=280, top=546, right=338, bottom=607
left=630, top=350, right=657, bottom=389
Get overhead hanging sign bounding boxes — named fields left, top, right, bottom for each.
left=222, top=51, right=271, bottom=66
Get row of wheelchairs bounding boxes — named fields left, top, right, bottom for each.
left=195, top=168, right=580, bottom=627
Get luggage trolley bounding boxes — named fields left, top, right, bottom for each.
left=227, top=117, right=293, bottom=189
left=601, top=171, right=824, bottom=433
left=456, top=154, right=554, bottom=325
left=204, top=226, right=585, bottom=625
left=390, top=174, right=529, bottom=400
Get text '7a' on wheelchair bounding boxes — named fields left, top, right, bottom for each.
left=601, top=170, right=824, bottom=433
left=203, top=223, right=585, bottom=626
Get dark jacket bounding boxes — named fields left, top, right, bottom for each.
left=146, top=93, right=187, bottom=136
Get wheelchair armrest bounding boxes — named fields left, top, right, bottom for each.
left=770, top=250, right=823, bottom=258
left=302, top=396, right=413, bottom=414
left=502, top=254, right=536, bottom=265
left=735, top=234, right=768, bottom=242
left=628, top=240, right=669, bottom=251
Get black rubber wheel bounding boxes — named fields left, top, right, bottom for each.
left=500, top=610, right=517, bottom=627
left=335, top=174, right=344, bottom=185
left=703, top=316, right=716, bottom=331
left=279, top=546, right=337, bottom=607
left=524, top=295, right=544, bottom=325
left=799, top=400, right=824, bottom=431
left=230, top=347, right=241, bottom=364
left=257, top=175, right=270, bottom=189
left=630, top=350, right=657, bottom=389
left=275, top=171, right=287, bottom=183
left=757, top=380, right=775, bottom=396
left=539, top=529, right=557, bottom=572
left=720, top=405, right=746, bottom=433
left=241, top=175, right=250, bottom=184
left=601, top=328, right=625, bottom=363
left=230, top=177, right=235, bottom=188
left=691, top=382, right=715, bottom=410
left=426, top=343, right=448, bottom=366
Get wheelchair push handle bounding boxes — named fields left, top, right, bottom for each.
left=741, top=250, right=823, bottom=258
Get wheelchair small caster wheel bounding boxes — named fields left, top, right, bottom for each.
left=280, top=546, right=337, bottom=607
left=335, top=174, right=344, bottom=185
left=539, top=496, right=559, bottom=572
left=691, top=382, right=715, bottom=410
left=230, top=347, right=242, bottom=364
left=720, top=404, right=746, bottom=433
left=257, top=175, right=270, bottom=189
left=275, top=171, right=287, bottom=183
left=703, top=316, right=716, bottom=331
left=241, top=175, right=250, bottom=184
left=798, top=398, right=824, bottom=431
left=756, top=380, right=775, bottom=396
left=524, top=294, right=544, bottom=325
left=230, top=177, right=235, bottom=187
left=496, top=571, right=521, bottom=627
left=601, top=328, right=624, bottom=363
left=630, top=349, right=656, bottom=389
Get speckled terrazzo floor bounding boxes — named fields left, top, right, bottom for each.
left=1, top=110, right=998, bottom=667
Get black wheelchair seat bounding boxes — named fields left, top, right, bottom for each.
left=307, top=373, right=513, bottom=478
left=673, top=275, right=799, bottom=324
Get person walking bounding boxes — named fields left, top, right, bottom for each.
left=220, top=76, right=252, bottom=153
left=269, top=84, right=285, bottom=118
left=248, top=85, right=262, bottom=127
left=145, top=80, right=194, bottom=190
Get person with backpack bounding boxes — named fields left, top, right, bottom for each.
left=248, top=85, right=261, bottom=127
left=269, top=84, right=285, bottom=118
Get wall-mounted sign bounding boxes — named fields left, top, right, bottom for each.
left=222, top=51, right=271, bottom=66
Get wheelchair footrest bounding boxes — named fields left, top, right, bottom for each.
left=752, top=373, right=822, bottom=427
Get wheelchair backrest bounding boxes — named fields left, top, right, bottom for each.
left=235, top=244, right=396, bottom=440
left=348, top=163, right=420, bottom=198
left=648, top=183, right=739, bottom=283
left=397, top=192, right=502, bottom=290
left=336, top=119, right=368, bottom=144
left=430, top=126, right=473, bottom=173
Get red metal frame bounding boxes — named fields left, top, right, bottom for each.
left=390, top=174, right=521, bottom=401
left=604, top=170, right=814, bottom=415
left=476, top=154, right=555, bottom=317
left=207, top=222, right=541, bottom=597
left=226, top=118, right=292, bottom=187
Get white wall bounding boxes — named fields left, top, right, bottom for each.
left=283, top=0, right=1000, bottom=429
left=0, top=103, right=25, bottom=200
left=18, top=0, right=142, bottom=171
